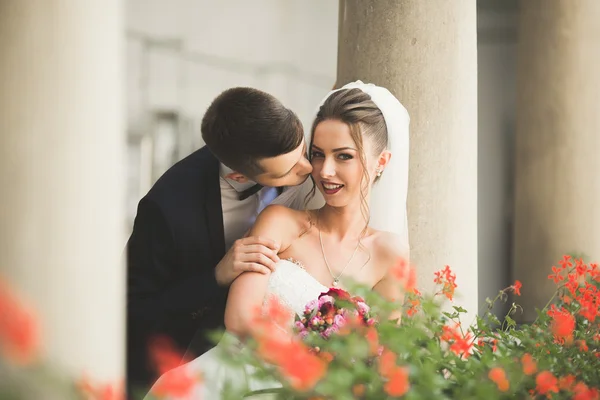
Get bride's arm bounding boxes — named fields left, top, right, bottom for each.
left=372, top=232, right=410, bottom=322
left=223, top=205, right=301, bottom=339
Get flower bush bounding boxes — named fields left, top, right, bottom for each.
left=2, top=255, right=599, bottom=399
left=195, top=255, right=599, bottom=400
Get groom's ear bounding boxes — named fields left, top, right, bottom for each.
left=224, top=171, right=251, bottom=183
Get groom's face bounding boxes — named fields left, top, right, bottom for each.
left=253, top=139, right=312, bottom=187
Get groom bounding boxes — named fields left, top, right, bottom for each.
left=126, top=87, right=319, bottom=395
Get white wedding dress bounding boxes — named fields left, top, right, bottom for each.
left=145, top=259, right=328, bottom=400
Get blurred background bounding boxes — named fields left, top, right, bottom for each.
left=124, top=0, right=338, bottom=227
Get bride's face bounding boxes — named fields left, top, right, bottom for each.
left=310, top=119, right=379, bottom=207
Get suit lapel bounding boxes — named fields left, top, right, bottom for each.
left=203, top=151, right=226, bottom=265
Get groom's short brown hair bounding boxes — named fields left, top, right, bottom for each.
left=201, top=87, right=304, bottom=177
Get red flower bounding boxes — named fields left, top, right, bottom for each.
left=548, top=266, right=564, bottom=284
left=321, top=288, right=351, bottom=301
left=536, top=371, right=559, bottom=395
left=0, top=279, right=40, bottom=365
left=365, top=327, right=379, bottom=355
left=573, top=382, right=599, bottom=400
left=521, top=353, right=537, bottom=376
left=384, top=366, right=410, bottom=397
left=512, top=280, right=522, bottom=296
left=278, top=341, right=327, bottom=391
left=488, top=367, right=509, bottom=392
left=390, top=257, right=408, bottom=281
left=558, top=374, right=576, bottom=391
left=575, top=258, right=588, bottom=277
left=434, top=266, right=458, bottom=300
left=405, top=266, right=417, bottom=293
left=148, top=335, right=189, bottom=376
left=378, top=348, right=398, bottom=378
left=449, top=331, right=474, bottom=359
left=548, top=307, right=576, bottom=340
left=256, top=334, right=293, bottom=365
left=406, top=296, right=420, bottom=317
left=151, top=368, right=199, bottom=399
left=491, top=338, right=498, bottom=352
left=78, top=376, right=125, bottom=400
left=440, top=323, right=473, bottom=358
left=264, top=295, right=294, bottom=328
left=559, top=255, right=573, bottom=270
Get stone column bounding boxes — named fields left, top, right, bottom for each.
left=0, top=1, right=125, bottom=381
left=513, top=1, right=600, bottom=322
left=337, top=0, right=478, bottom=316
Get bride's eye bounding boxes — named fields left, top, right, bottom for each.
left=310, top=150, right=324, bottom=158
left=338, top=153, right=353, bottom=160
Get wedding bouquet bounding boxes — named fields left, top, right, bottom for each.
left=294, top=288, right=375, bottom=340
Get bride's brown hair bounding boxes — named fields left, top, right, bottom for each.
left=305, top=88, right=389, bottom=237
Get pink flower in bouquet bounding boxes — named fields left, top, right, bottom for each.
left=304, top=299, right=318, bottom=313
left=333, top=314, right=346, bottom=328
left=318, top=295, right=334, bottom=307
left=356, top=301, right=370, bottom=315
left=322, top=326, right=338, bottom=338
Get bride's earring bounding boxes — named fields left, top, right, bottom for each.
left=376, top=168, right=383, bottom=177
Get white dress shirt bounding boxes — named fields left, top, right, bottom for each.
left=219, top=164, right=322, bottom=251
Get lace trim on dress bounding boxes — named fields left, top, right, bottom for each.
left=284, top=257, right=307, bottom=270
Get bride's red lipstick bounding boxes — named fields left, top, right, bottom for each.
left=321, top=181, right=344, bottom=195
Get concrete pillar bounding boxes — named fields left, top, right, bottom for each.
left=337, top=0, right=478, bottom=317
left=0, top=1, right=125, bottom=381
left=513, top=1, right=600, bottom=322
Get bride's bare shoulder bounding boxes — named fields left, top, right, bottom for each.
left=251, top=205, right=314, bottom=248
left=256, top=204, right=312, bottom=227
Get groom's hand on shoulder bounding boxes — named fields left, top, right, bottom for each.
left=214, top=236, right=280, bottom=286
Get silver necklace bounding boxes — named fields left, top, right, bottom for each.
left=317, top=211, right=361, bottom=287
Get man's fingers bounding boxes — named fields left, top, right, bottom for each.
left=246, top=263, right=270, bottom=275
left=241, top=253, right=277, bottom=271
left=239, top=236, right=279, bottom=251
left=243, top=244, right=280, bottom=264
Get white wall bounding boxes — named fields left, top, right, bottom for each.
left=124, top=0, right=338, bottom=227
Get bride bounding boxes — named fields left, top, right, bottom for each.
left=145, top=81, right=410, bottom=399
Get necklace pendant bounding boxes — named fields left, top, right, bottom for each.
left=332, top=279, right=339, bottom=287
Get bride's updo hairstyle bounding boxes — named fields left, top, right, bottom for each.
left=308, top=88, right=389, bottom=229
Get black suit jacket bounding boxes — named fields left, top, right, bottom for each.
left=126, top=146, right=228, bottom=394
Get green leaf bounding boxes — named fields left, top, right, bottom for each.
left=453, top=306, right=468, bottom=313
